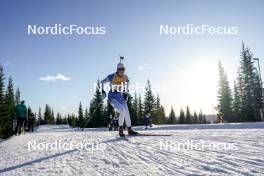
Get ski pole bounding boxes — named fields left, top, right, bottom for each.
left=81, top=105, right=101, bottom=131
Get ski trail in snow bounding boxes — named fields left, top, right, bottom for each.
left=0, top=123, right=264, bottom=176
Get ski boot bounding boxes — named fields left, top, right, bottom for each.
left=119, top=126, right=125, bottom=137
left=128, top=127, right=138, bottom=135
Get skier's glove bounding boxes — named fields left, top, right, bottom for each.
left=102, top=90, right=106, bottom=99
left=123, top=93, right=128, bottom=102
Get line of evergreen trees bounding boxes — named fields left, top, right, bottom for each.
left=168, top=106, right=207, bottom=124
left=37, top=105, right=68, bottom=125
left=68, top=80, right=208, bottom=128
left=217, top=42, right=264, bottom=122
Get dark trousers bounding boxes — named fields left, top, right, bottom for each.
left=28, top=122, right=34, bottom=132
left=15, top=118, right=26, bottom=134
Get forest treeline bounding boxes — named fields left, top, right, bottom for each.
left=217, top=42, right=264, bottom=122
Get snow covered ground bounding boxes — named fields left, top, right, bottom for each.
left=0, top=122, right=264, bottom=176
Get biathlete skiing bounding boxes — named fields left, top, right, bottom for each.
left=101, top=57, right=138, bottom=137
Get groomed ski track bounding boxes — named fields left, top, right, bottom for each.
left=0, top=123, right=264, bottom=176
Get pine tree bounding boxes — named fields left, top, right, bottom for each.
left=5, top=77, right=15, bottom=120
left=238, top=42, right=261, bottom=121
left=253, top=69, right=264, bottom=121
left=71, top=114, right=77, bottom=128
left=233, top=80, right=242, bottom=120
left=131, top=92, right=139, bottom=125
left=38, top=106, right=42, bottom=125
left=198, top=110, right=204, bottom=124
left=0, top=65, right=10, bottom=138
left=27, top=107, right=36, bottom=126
left=78, top=102, right=84, bottom=127
left=203, top=115, right=207, bottom=124
left=84, top=106, right=89, bottom=122
left=56, top=112, right=61, bottom=124
left=44, top=104, right=52, bottom=124
left=88, top=80, right=104, bottom=127
left=185, top=106, right=192, bottom=124
left=51, top=109, right=55, bottom=124
left=144, top=80, right=156, bottom=116
left=167, top=106, right=176, bottom=124
left=15, top=87, right=21, bottom=105
left=128, top=93, right=138, bottom=126
left=138, top=95, right=144, bottom=125
left=193, top=111, right=198, bottom=124
left=159, top=105, right=166, bottom=124
left=217, top=61, right=233, bottom=121
left=154, top=94, right=166, bottom=124
left=178, top=108, right=185, bottom=124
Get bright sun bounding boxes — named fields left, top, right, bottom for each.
left=163, top=60, right=218, bottom=115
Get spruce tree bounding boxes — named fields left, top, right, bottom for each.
left=44, top=104, right=52, bottom=124
left=138, top=95, right=144, bottom=125
left=178, top=108, right=185, bottom=124
left=71, top=114, right=77, bottom=128
left=51, top=109, right=55, bottom=124
left=159, top=105, right=166, bottom=124
left=154, top=94, right=166, bottom=124
left=127, top=93, right=138, bottom=125
left=144, top=80, right=156, bottom=116
left=233, top=81, right=242, bottom=120
left=193, top=111, right=198, bottom=124
left=38, top=106, right=42, bottom=125
left=198, top=111, right=204, bottom=124
left=56, top=112, right=61, bottom=124
left=131, top=92, right=139, bottom=125
left=238, top=42, right=261, bottom=121
left=88, top=80, right=104, bottom=127
left=203, top=115, right=207, bottom=124
left=5, top=77, right=15, bottom=120
left=77, top=102, right=84, bottom=127
left=84, top=106, right=89, bottom=123
left=217, top=61, right=233, bottom=121
left=15, top=87, right=21, bottom=105
left=185, top=106, right=192, bottom=124
left=253, top=69, right=264, bottom=121
left=167, top=106, right=176, bottom=124
left=0, top=65, right=10, bottom=138
left=5, top=77, right=15, bottom=135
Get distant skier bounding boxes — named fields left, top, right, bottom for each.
left=144, top=113, right=152, bottom=130
left=113, top=113, right=119, bottom=131
left=101, top=59, right=138, bottom=137
left=14, top=100, right=28, bottom=135
left=27, top=112, right=35, bottom=132
left=108, top=114, right=119, bottom=131
left=108, top=115, right=114, bottom=131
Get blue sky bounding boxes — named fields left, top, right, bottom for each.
left=0, top=0, right=264, bottom=115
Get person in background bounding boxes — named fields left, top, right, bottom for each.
left=14, top=100, right=27, bottom=135
left=109, top=115, right=114, bottom=131
left=144, top=113, right=152, bottom=130
left=27, top=112, right=35, bottom=132
left=113, top=113, right=119, bottom=131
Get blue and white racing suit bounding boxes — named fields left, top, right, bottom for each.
left=101, top=73, right=131, bottom=127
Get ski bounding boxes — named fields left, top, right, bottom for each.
left=128, top=133, right=172, bottom=137
left=116, top=136, right=129, bottom=141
